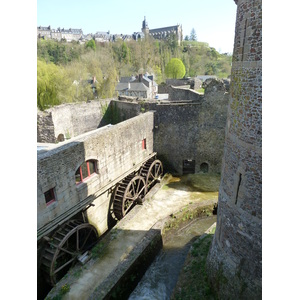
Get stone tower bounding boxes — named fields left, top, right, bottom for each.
left=141, top=16, right=149, bottom=36
left=206, top=0, right=262, bottom=298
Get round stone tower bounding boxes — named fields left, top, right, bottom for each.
left=206, top=0, right=262, bottom=298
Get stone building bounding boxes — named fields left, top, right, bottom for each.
left=206, top=0, right=262, bottom=298
left=141, top=16, right=183, bottom=45
left=116, top=74, right=158, bottom=99
left=37, top=26, right=83, bottom=42
left=37, top=25, right=51, bottom=39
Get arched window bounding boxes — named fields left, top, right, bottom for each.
left=200, top=162, right=209, bottom=173
left=57, top=134, right=65, bottom=142
left=75, top=160, right=97, bottom=184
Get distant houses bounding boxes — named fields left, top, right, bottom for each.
left=37, top=26, right=84, bottom=42
left=116, top=74, right=158, bottom=99
left=37, top=17, right=183, bottom=45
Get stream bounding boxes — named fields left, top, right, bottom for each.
left=128, top=215, right=217, bottom=300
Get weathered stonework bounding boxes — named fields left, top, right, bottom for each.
left=206, top=0, right=262, bottom=298
left=38, top=80, right=229, bottom=176
left=37, top=112, right=154, bottom=238
left=109, top=79, right=229, bottom=174
left=37, top=99, right=113, bottom=143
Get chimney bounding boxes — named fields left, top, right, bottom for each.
left=138, top=74, right=143, bottom=82
left=128, top=82, right=130, bottom=89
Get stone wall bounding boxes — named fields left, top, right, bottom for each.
left=152, top=87, right=228, bottom=174
left=206, top=0, right=262, bottom=298
left=110, top=79, right=229, bottom=174
left=158, top=85, right=204, bottom=101
left=37, top=79, right=229, bottom=177
left=37, top=112, right=155, bottom=238
left=37, top=99, right=112, bottom=143
left=37, top=110, right=55, bottom=143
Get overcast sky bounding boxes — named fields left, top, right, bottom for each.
left=37, top=0, right=237, bottom=54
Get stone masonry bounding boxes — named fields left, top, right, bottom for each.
left=37, top=79, right=229, bottom=176
left=37, top=112, right=154, bottom=238
left=206, top=0, right=262, bottom=298
left=37, top=99, right=112, bottom=143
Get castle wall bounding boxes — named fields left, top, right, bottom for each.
left=152, top=90, right=228, bottom=174
left=37, top=112, right=154, bottom=238
left=37, top=99, right=112, bottom=143
left=37, top=80, right=229, bottom=181
left=110, top=81, right=229, bottom=174
left=158, top=85, right=204, bottom=101
left=37, top=110, right=56, bottom=143
left=206, top=0, right=262, bottom=298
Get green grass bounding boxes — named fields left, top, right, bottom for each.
left=196, top=88, right=205, bottom=94
left=171, top=233, right=217, bottom=300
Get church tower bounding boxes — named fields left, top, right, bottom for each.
left=141, top=16, right=149, bottom=36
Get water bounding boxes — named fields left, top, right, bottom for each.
left=128, top=215, right=217, bottom=300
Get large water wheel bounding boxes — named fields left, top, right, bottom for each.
left=41, top=220, right=98, bottom=286
left=113, top=174, right=146, bottom=220
left=139, top=158, right=163, bottom=192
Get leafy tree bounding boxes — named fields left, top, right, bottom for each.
left=184, top=35, right=189, bottom=41
left=37, top=59, right=62, bottom=110
left=85, top=39, right=96, bottom=51
left=190, top=28, right=197, bottom=41
left=165, top=58, right=186, bottom=79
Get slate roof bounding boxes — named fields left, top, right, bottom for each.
left=116, top=82, right=148, bottom=92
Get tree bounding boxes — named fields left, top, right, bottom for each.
left=37, top=59, right=62, bottom=110
left=85, top=39, right=96, bottom=51
left=190, top=28, right=197, bottom=41
left=165, top=58, right=186, bottom=79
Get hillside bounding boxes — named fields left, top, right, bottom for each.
left=37, top=37, right=232, bottom=110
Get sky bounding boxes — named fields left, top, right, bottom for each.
left=37, top=0, right=237, bottom=54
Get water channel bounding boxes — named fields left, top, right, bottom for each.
left=128, top=215, right=217, bottom=300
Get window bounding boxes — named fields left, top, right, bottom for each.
left=182, top=159, right=195, bottom=174
left=200, top=162, right=209, bottom=173
left=75, top=160, right=97, bottom=184
left=142, top=138, right=147, bottom=150
left=44, top=188, right=56, bottom=206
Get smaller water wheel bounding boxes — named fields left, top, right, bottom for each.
left=113, top=174, right=146, bottom=220
left=41, top=220, right=98, bottom=286
left=140, top=159, right=163, bottom=192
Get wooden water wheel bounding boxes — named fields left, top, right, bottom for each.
left=41, top=220, right=98, bottom=286
left=113, top=174, right=146, bottom=220
left=139, top=159, right=163, bottom=192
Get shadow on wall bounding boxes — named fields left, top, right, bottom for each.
left=99, top=101, right=121, bottom=127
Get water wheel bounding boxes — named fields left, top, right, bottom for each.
left=113, top=174, right=146, bottom=220
left=140, top=159, right=163, bottom=192
left=41, top=220, right=98, bottom=286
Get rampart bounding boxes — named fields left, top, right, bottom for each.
left=37, top=99, right=112, bottom=143
left=37, top=79, right=229, bottom=176
left=206, top=0, right=262, bottom=298
left=158, top=85, right=204, bottom=101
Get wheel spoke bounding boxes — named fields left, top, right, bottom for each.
left=58, top=246, right=75, bottom=256
left=53, top=256, right=76, bottom=275
left=80, top=228, right=93, bottom=250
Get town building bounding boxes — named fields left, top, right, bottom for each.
left=115, top=74, right=158, bottom=99
left=37, top=17, right=182, bottom=44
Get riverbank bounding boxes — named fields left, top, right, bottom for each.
left=171, top=223, right=217, bottom=300
left=45, top=173, right=220, bottom=299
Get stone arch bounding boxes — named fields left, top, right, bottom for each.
left=200, top=162, right=209, bottom=173
left=56, top=133, right=65, bottom=142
